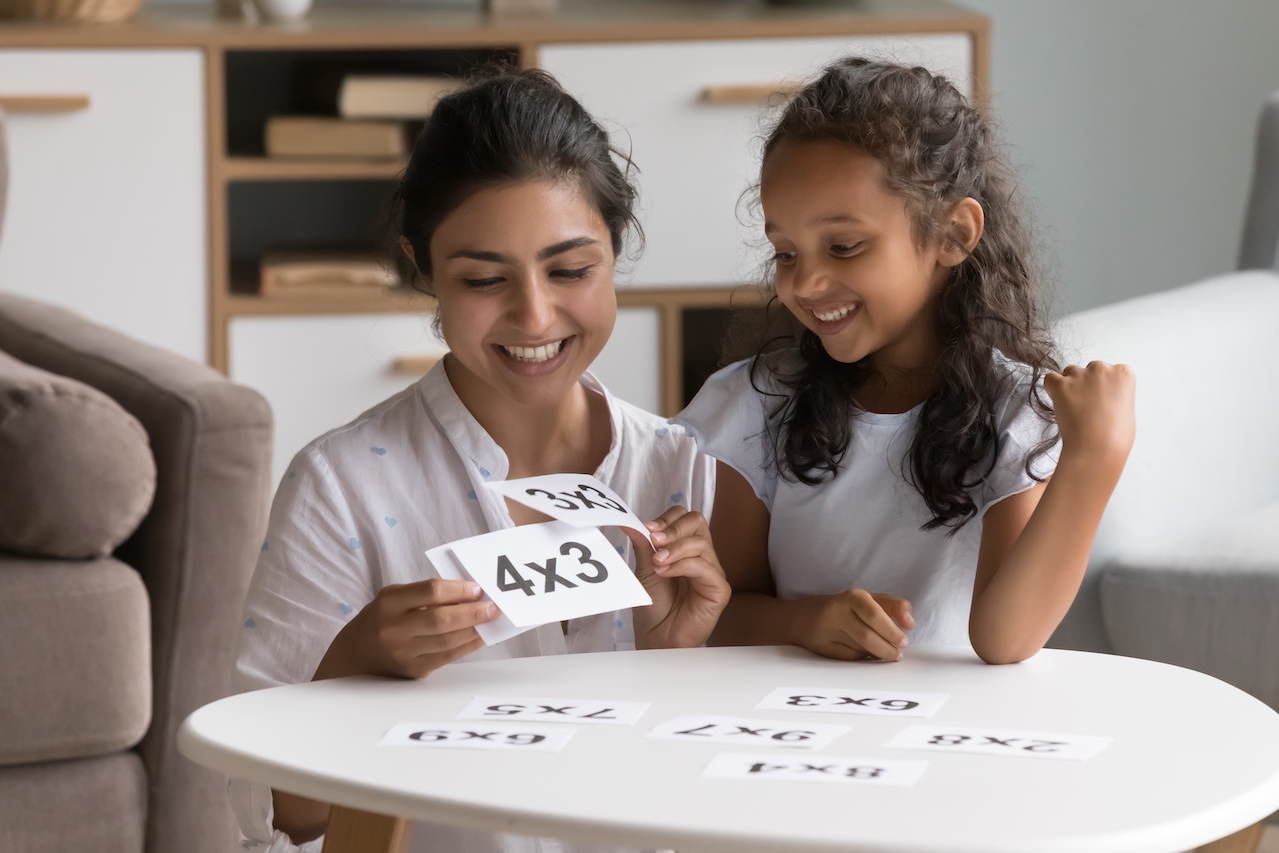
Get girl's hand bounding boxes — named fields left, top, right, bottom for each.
left=312, top=579, right=498, bottom=680
left=1044, top=362, right=1136, bottom=465
left=800, top=589, right=914, bottom=662
left=628, top=506, right=731, bottom=649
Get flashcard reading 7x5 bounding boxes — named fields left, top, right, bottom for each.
left=380, top=722, right=575, bottom=752
left=884, top=725, right=1113, bottom=761
left=457, top=696, right=650, bottom=726
left=486, top=474, right=654, bottom=547
left=703, top=753, right=929, bottom=787
left=756, top=687, right=949, bottom=718
left=647, top=715, right=850, bottom=750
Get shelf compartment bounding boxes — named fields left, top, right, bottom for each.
left=223, top=156, right=407, bottom=181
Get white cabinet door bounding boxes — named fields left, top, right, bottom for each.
left=0, top=49, right=206, bottom=362
left=541, top=35, right=972, bottom=288
left=230, top=313, right=447, bottom=488
left=589, top=305, right=661, bottom=414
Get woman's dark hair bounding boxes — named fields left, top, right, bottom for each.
left=752, top=57, right=1059, bottom=532
left=397, top=68, right=640, bottom=284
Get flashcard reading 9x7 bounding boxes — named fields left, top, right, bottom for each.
left=430, top=520, right=651, bottom=631
left=756, top=686, right=950, bottom=718
left=486, top=474, right=654, bottom=547
left=647, top=715, right=850, bottom=750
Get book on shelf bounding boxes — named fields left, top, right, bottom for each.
left=339, top=75, right=464, bottom=120
left=265, top=116, right=408, bottom=159
left=259, top=249, right=399, bottom=297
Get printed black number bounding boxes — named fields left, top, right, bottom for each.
left=771, top=730, right=814, bottom=742
left=484, top=704, right=525, bottom=716
left=928, top=734, right=971, bottom=746
left=560, top=541, right=609, bottom=583
left=505, top=733, right=547, bottom=746
left=879, top=700, right=920, bottom=711
left=496, top=555, right=536, bottom=597
left=1022, top=740, right=1067, bottom=753
left=785, top=695, right=825, bottom=707
left=748, top=762, right=787, bottom=774
left=578, top=484, right=627, bottom=512
left=526, top=488, right=579, bottom=511
left=845, top=766, right=885, bottom=779
left=408, top=730, right=450, bottom=742
left=673, top=724, right=717, bottom=737
left=523, top=558, right=578, bottom=592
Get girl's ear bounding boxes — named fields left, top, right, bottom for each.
left=938, top=197, right=985, bottom=267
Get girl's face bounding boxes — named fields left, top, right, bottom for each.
left=425, top=180, right=617, bottom=410
left=760, top=138, right=973, bottom=371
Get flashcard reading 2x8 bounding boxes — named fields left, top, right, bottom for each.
left=486, top=474, right=655, bottom=547
left=703, top=753, right=929, bottom=787
left=458, top=697, right=650, bottom=726
left=647, top=715, right=850, bottom=750
left=884, top=725, right=1113, bottom=761
left=757, top=687, right=949, bottom=718
left=427, top=521, right=651, bottom=645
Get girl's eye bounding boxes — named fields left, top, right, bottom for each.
left=550, top=264, right=595, bottom=282
left=462, top=276, right=504, bottom=288
left=830, top=243, right=859, bottom=255
left=772, top=251, right=797, bottom=265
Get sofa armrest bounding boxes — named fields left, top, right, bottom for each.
left=1240, top=90, right=1279, bottom=271
left=0, top=293, right=272, bottom=853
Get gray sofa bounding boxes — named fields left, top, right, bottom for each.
left=0, top=107, right=274, bottom=853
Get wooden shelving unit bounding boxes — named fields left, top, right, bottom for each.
left=221, top=157, right=408, bottom=181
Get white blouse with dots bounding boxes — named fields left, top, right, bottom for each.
left=230, top=360, right=714, bottom=853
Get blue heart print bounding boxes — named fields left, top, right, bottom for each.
left=337, top=602, right=354, bottom=616
left=243, top=618, right=256, bottom=629
left=655, top=427, right=670, bottom=437
left=467, top=490, right=477, bottom=500
left=669, top=492, right=685, bottom=505
left=384, top=517, right=397, bottom=528
left=478, top=466, right=491, bottom=479
left=260, top=541, right=269, bottom=553
left=349, top=537, right=362, bottom=550
left=371, top=447, right=387, bottom=456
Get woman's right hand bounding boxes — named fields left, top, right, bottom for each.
left=798, top=589, right=914, bottom=662
left=312, top=579, right=498, bottom=680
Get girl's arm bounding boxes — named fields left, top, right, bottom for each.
left=707, top=462, right=912, bottom=660
left=968, top=362, right=1136, bottom=665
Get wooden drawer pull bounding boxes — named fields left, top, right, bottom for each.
left=700, top=83, right=802, bottom=105
left=0, top=95, right=91, bottom=113
left=393, top=355, right=441, bottom=374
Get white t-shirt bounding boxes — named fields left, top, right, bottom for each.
left=671, top=351, right=1057, bottom=648
left=230, top=361, right=714, bottom=853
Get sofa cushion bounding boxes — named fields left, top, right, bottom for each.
left=0, top=348, right=156, bottom=558
left=0, top=558, right=151, bottom=765
left=0, top=752, right=146, bottom=853
left=1101, top=502, right=1279, bottom=709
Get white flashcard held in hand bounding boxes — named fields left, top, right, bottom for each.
left=485, top=474, right=654, bottom=547
left=884, top=725, right=1113, bottom=761
left=647, top=715, right=850, bottom=750
left=458, top=696, right=650, bottom=726
left=425, top=543, right=530, bottom=646
left=380, top=722, right=575, bottom=752
left=703, top=752, right=929, bottom=787
left=756, top=686, right=950, bottom=718
left=442, top=521, right=651, bottom=628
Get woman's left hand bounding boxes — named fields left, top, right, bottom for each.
left=627, top=506, right=730, bottom=649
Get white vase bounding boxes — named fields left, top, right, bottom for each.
left=252, top=0, right=311, bottom=23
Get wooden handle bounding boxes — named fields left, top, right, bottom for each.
left=323, top=805, right=409, bottom=853
left=393, top=354, right=441, bottom=374
left=0, top=95, right=91, bottom=113
left=700, top=83, right=802, bottom=105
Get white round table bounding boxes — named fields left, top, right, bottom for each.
left=179, top=645, right=1279, bottom=853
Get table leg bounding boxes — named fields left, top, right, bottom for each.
left=321, top=806, right=410, bottom=853
left=1191, top=822, right=1265, bottom=853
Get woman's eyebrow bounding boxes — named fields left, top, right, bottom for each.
left=538, top=236, right=599, bottom=260
left=447, top=249, right=510, bottom=263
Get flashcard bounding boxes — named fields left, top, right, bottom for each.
left=438, top=521, right=651, bottom=628
left=380, top=722, right=575, bottom=752
left=883, top=725, right=1113, bottom=761
left=425, top=543, right=531, bottom=646
left=486, top=474, right=654, bottom=547
left=756, top=687, right=950, bottom=718
left=458, top=696, right=650, bottom=726
left=703, top=752, right=928, bottom=787
left=647, top=715, right=850, bottom=750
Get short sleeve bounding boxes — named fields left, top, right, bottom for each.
left=978, top=361, right=1061, bottom=513
left=232, top=444, right=376, bottom=695
left=670, top=359, right=779, bottom=509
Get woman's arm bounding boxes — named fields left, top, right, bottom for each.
left=968, top=362, right=1136, bottom=665
left=707, top=462, right=912, bottom=660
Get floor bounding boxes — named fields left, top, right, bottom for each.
left=1260, top=826, right=1279, bottom=853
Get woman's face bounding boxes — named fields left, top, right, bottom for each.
left=426, top=179, right=617, bottom=410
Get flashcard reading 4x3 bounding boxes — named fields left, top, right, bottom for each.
left=486, top=474, right=655, bottom=547
left=427, top=521, right=651, bottom=645
left=756, top=687, right=950, bottom=718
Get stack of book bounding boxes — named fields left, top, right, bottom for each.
left=265, top=75, right=462, bottom=159
left=259, top=249, right=399, bottom=298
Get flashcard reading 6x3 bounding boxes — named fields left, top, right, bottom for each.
left=427, top=520, right=652, bottom=645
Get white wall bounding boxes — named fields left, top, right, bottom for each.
left=958, top=0, right=1279, bottom=314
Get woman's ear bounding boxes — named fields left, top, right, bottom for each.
left=399, top=235, right=435, bottom=296
left=938, top=197, right=985, bottom=267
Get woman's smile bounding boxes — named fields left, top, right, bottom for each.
left=494, top=335, right=575, bottom=375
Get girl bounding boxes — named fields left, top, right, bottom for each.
left=672, top=58, right=1135, bottom=666
left=231, top=70, right=727, bottom=853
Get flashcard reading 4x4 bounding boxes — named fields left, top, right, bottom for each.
left=380, top=722, right=575, bottom=752
left=884, top=725, right=1113, bottom=761
left=486, top=474, right=654, bottom=546
left=647, top=715, right=850, bottom=750
left=703, top=752, right=929, bottom=787
left=457, top=696, right=650, bottom=726
left=756, top=686, right=949, bottom=718
left=427, top=521, right=651, bottom=642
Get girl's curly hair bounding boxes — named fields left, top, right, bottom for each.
left=751, top=57, right=1059, bottom=532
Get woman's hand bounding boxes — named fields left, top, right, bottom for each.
left=312, top=578, right=498, bottom=681
left=1044, top=361, right=1136, bottom=466
left=798, top=589, right=914, bottom=662
left=628, top=506, right=731, bottom=649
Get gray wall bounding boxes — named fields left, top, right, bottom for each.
left=958, top=0, right=1279, bottom=314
